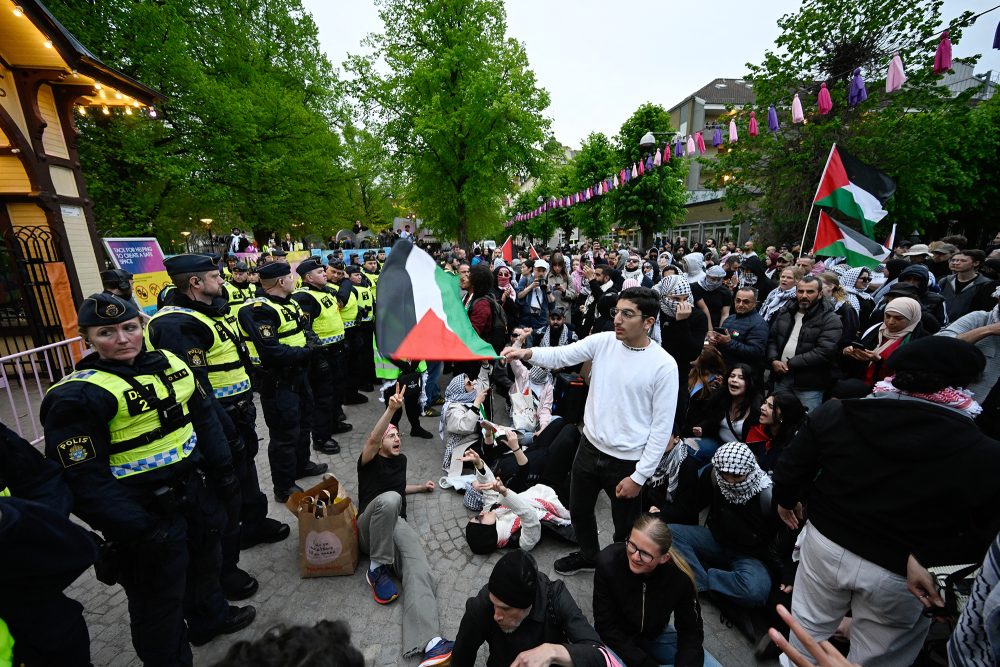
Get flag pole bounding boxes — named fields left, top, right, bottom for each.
left=801, top=143, right=837, bottom=255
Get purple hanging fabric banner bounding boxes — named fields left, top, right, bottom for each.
left=712, top=128, right=723, bottom=146
left=767, top=105, right=779, bottom=132
left=849, top=67, right=868, bottom=106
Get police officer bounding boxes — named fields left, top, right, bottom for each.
left=361, top=251, right=381, bottom=291
left=329, top=261, right=367, bottom=405
left=237, top=262, right=327, bottom=502
left=147, top=254, right=290, bottom=600
left=376, top=248, right=387, bottom=269
left=290, top=258, right=353, bottom=455
left=221, top=254, right=238, bottom=281
left=100, top=268, right=134, bottom=301
left=40, top=293, right=255, bottom=663
left=223, top=261, right=257, bottom=307
left=348, top=264, right=377, bottom=390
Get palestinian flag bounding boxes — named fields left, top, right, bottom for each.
left=500, top=235, right=513, bottom=263
left=528, top=245, right=541, bottom=261
left=813, top=144, right=896, bottom=238
left=813, top=211, right=890, bottom=269
left=375, top=241, right=496, bottom=361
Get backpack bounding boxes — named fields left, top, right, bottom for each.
left=469, top=295, right=507, bottom=354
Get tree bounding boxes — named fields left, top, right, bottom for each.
left=608, top=104, right=688, bottom=247
left=570, top=133, right=618, bottom=240
left=346, top=0, right=551, bottom=248
left=48, top=0, right=350, bottom=248
left=706, top=0, right=984, bottom=243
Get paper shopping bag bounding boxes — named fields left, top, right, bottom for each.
left=287, top=475, right=359, bottom=577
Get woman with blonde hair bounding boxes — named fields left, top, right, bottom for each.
left=819, top=271, right=861, bottom=342
left=594, top=512, right=723, bottom=667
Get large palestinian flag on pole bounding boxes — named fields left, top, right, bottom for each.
left=375, top=241, right=497, bottom=361
left=813, top=144, right=896, bottom=239
left=813, top=211, right=890, bottom=269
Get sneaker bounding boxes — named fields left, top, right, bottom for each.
left=553, top=551, right=596, bottom=576
left=366, top=564, right=399, bottom=605
left=431, top=396, right=445, bottom=406
left=419, top=638, right=454, bottom=667
left=421, top=407, right=439, bottom=418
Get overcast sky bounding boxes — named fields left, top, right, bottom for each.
left=302, top=0, right=1000, bottom=148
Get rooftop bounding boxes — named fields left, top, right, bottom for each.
left=670, top=78, right=757, bottom=110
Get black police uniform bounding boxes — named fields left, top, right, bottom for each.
left=145, top=271, right=282, bottom=598
left=40, top=293, right=254, bottom=664
left=346, top=267, right=377, bottom=392
left=236, top=263, right=326, bottom=501
left=290, top=259, right=352, bottom=455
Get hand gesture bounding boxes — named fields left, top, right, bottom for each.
left=691, top=426, right=703, bottom=437
left=474, top=478, right=508, bottom=496
left=497, top=427, right=520, bottom=451
left=675, top=300, right=692, bottom=320
left=769, top=604, right=861, bottom=667
left=500, top=346, right=531, bottom=362
left=387, top=382, right=405, bottom=411
left=460, top=449, right=484, bottom=467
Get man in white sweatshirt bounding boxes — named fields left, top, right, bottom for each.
left=501, top=286, right=678, bottom=575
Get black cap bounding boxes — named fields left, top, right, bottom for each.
left=296, top=258, right=324, bottom=277
left=488, top=551, right=538, bottom=609
left=100, top=269, right=132, bottom=283
left=163, top=253, right=218, bottom=276
left=887, top=336, right=985, bottom=386
left=233, top=261, right=248, bottom=271
left=271, top=249, right=288, bottom=257
left=345, top=265, right=362, bottom=275
left=466, top=521, right=498, bottom=555
left=77, top=292, right=140, bottom=326
left=257, top=262, right=291, bottom=279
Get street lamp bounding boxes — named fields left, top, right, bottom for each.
left=200, top=218, right=214, bottom=253
left=638, top=130, right=676, bottom=248
left=181, top=230, right=191, bottom=253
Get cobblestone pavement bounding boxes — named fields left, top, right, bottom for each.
left=66, top=385, right=778, bottom=666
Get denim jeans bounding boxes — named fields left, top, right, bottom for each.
left=774, top=376, right=824, bottom=413
left=570, top=436, right=642, bottom=560
left=638, top=626, right=724, bottom=667
left=667, top=523, right=772, bottom=607
left=687, top=437, right=721, bottom=467
left=424, top=362, right=443, bottom=404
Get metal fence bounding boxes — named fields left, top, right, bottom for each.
left=1, top=336, right=87, bottom=444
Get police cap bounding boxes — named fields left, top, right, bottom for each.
left=78, top=292, right=140, bottom=326
left=100, top=268, right=133, bottom=284
left=272, top=249, right=288, bottom=257
left=163, top=253, right=218, bottom=276
left=345, top=265, right=362, bottom=275
left=296, top=258, right=324, bottom=276
left=233, top=261, right=249, bottom=271
left=258, top=262, right=291, bottom=279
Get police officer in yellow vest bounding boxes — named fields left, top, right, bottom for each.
left=291, top=258, right=353, bottom=456
left=223, top=261, right=257, bottom=307
left=237, top=261, right=327, bottom=503
left=147, top=253, right=290, bottom=602
left=329, top=261, right=368, bottom=405
left=0, top=425, right=92, bottom=666
left=40, top=293, right=256, bottom=663
left=348, top=264, right=378, bottom=390
left=361, top=251, right=381, bottom=291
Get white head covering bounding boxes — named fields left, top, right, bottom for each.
left=655, top=274, right=692, bottom=319
left=684, top=252, right=706, bottom=284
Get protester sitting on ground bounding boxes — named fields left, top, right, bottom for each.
left=452, top=551, right=612, bottom=667
left=691, top=364, right=762, bottom=464
left=758, top=267, right=802, bottom=323
left=668, top=442, right=777, bottom=608
left=594, top=512, right=722, bottom=667
left=744, top=392, right=805, bottom=475
left=463, top=447, right=573, bottom=555
left=683, top=346, right=726, bottom=436
left=644, top=423, right=701, bottom=525
left=709, top=287, right=769, bottom=375
left=355, top=384, right=454, bottom=666
left=772, top=336, right=1000, bottom=667
left=440, top=366, right=492, bottom=481
left=211, top=619, right=365, bottom=667
left=656, top=274, right=709, bottom=373
left=842, top=296, right=925, bottom=387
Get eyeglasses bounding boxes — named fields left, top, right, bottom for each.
left=610, top=307, right=642, bottom=319
left=859, top=277, right=872, bottom=283
left=626, top=539, right=657, bottom=564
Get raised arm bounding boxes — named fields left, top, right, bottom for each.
left=361, top=382, right=403, bottom=466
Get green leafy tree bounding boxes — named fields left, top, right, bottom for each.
left=346, top=0, right=551, bottom=248
left=608, top=103, right=688, bottom=247
left=570, top=132, right=618, bottom=240
left=707, top=0, right=983, bottom=243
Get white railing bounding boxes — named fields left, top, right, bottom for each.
left=1, top=337, right=89, bottom=444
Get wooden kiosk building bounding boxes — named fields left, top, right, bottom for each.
left=0, top=0, right=161, bottom=355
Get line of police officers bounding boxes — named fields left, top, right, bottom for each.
left=0, top=248, right=383, bottom=665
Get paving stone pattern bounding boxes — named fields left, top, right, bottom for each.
left=66, top=386, right=777, bottom=666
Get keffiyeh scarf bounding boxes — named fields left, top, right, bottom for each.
left=655, top=274, right=692, bottom=319
left=712, top=441, right=772, bottom=505
left=759, top=285, right=796, bottom=322
left=528, top=325, right=570, bottom=385
left=840, top=267, right=873, bottom=315
left=648, top=439, right=689, bottom=500
left=873, top=376, right=983, bottom=417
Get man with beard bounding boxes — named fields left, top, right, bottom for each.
left=765, top=275, right=842, bottom=411
left=147, top=254, right=290, bottom=600
left=452, top=551, right=609, bottom=667
left=710, top=287, right=769, bottom=374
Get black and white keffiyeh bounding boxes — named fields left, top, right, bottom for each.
left=711, top=441, right=772, bottom=505
left=759, top=285, right=796, bottom=322
left=655, top=274, right=692, bottom=319
left=648, top=439, right=689, bottom=500
left=527, top=324, right=571, bottom=385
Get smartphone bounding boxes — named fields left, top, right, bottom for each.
left=713, top=327, right=728, bottom=335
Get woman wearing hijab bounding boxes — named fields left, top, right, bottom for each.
left=842, top=296, right=925, bottom=387
left=683, top=252, right=706, bottom=285
left=667, top=442, right=777, bottom=608
left=491, top=264, right=519, bottom=339
left=656, top=274, right=709, bottom=374
left=758, top=267, right=802, bottom=323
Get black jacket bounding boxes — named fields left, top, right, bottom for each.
left=593, top=542, right=704, bottom=667
left=773, top=396, right=1000, bottom=575
left=661, top=309, right=709, bottom=373
left=453, top=573, right=607, bottom=667
left=765, top=299, right=843, bottom=389
left=697, top=470, right=777, bottom=561
left=582, top=279, right=618, bottom=337
left=0, top=423, right=71, bottom=515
